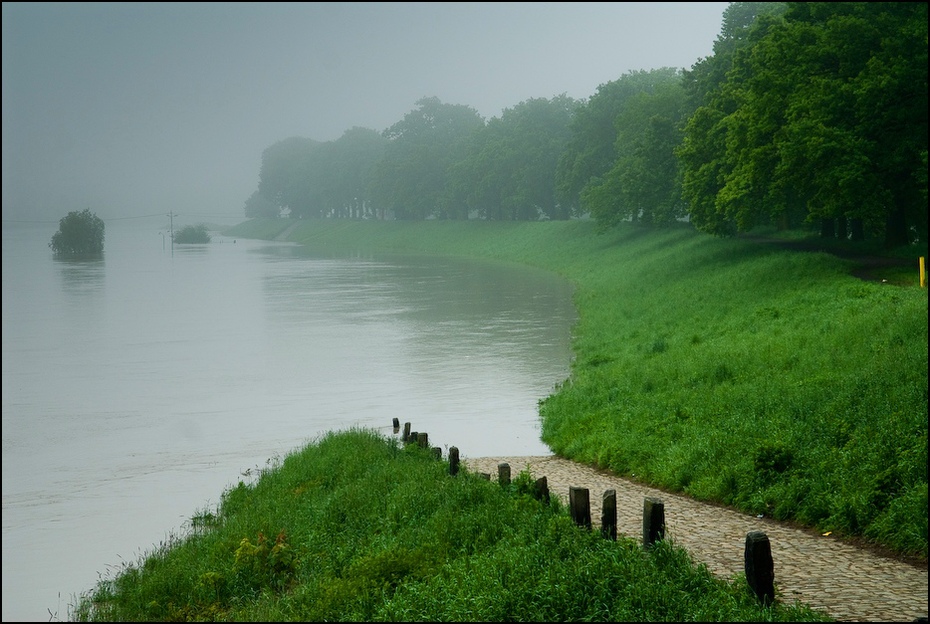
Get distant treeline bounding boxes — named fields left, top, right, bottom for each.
left=245, top=2, right=927, bottom=249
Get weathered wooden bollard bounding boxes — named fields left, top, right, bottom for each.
left=431, top=447, right=442, bottom=460
left=601, top=489, right=617, bottom=541
left=642, top=497, right=665, bottom=547
left=402, top=422, right=411, bottom=442
left=479, top=472, right=491, bottom=480
left=448, top=446, right=460, bottom=476
left=745, top=531, right=775, bottom=605
left=498, top=463, right=511, bottom=487
left=569, top=487, right=592, bottom=529
left=392, top=417, right=400, bottom=433
left=417, top=432, right=428, bottom=449
left=408, top=431, right=418, bottom=446
left=533, top=476, right=550, bottom=504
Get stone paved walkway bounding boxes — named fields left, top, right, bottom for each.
left=463, top=455, right=928, bottom=623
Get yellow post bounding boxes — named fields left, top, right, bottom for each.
left=920, top=257, right=926, bottom=288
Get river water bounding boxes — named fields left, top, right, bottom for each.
left=1, top=217, right=576, bottom=621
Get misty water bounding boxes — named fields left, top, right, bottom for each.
left=1, top=218, right=576, bottom=621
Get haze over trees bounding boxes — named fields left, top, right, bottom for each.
left=48, top=208, right=105, bottom=256
left=247, top=2, right=927, bottom=249
left=172, top=224, right=211, bottom=244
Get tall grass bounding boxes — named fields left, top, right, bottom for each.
left=72, top=429, right=828, bottom=622
left=226, top=218, right=928, bottom=559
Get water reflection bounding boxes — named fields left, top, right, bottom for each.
left=173, top=244, right=210, bottom=256
left=54, top=255, right=105, bottom=296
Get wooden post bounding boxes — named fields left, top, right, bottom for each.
left=534, top=476, right=550, bottom=504
left=479, top=472, right=491, bottom=480
left=402, top=422, right=411, bottom=442
left=431, top=447, right=442, bottom=460
left=745, top=531, right=775, bottom=605
left=417, top=432, right=428, bottom=449
left=569, top=487, right=591, bottom=529
left=392, top=417, right=400, bottom=433
left=601, top=489, right=617, bottom=540
left=642, top=497, right=665, bottom=547
left=448, top=446, right=460, bottom=476
left=498, top=463, right=511, bottom=487
left=408, top=431, right=418, bottom=446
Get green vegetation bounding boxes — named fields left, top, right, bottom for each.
left=49, top=208, right=105, bottom=256
left=172, top=224, right=211, bottom=244
left=249, top=3, right=926, bottom=250
left=227, top=217, right=928, bottom=560
left=72, top=429, right=829, bottom=622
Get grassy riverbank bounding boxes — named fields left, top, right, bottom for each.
left=73, top=429, right=828, bottom=622
left=70, top=217, right=925, bottom=620
left=226, top=217, right=927, bottom=560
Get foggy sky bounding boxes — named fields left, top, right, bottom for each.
left=2, top=2, right=729, bottom=224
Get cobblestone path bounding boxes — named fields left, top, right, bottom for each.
left=464, top=455, right=928, bottom=623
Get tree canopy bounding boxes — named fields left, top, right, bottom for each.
left=244, top=2, right=927, bottom=249
left=49, top=208, right=105, bottom=256
left=173, top=224, right=211, bottom=244
left=371, top=97, right=485, bottom=220
left=579, top=69, right=689, bottom=228
left=450, top=94, right=578, bottom=221
left=679, top=2, right=927, bottom=246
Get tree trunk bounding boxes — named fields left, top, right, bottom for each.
left=837, top=216, right=848, bottom=240
left=850, top=218, right=865, bottom=241
left=884, top=206, right=910, bottom=249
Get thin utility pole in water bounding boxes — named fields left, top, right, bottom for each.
left=167, top=211, right=176, bottom=256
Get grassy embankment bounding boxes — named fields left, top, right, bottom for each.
left=73, top=429, right=829, bottom=621
left=227, top=218, right=927, bottom=559
left=70, top=217, right=925, bottom=621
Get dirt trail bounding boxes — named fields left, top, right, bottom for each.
left=464, top=455, right=928, bottom=623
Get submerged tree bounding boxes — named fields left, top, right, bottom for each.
left=172, top=224, right=211, bottom=244
left=49, top=208, right=105, bottom=256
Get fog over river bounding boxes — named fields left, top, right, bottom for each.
left=1, top=218, right=576, bottom=621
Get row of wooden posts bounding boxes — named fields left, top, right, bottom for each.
left=392, top=418, right=775, bottom=605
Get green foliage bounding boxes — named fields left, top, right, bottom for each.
left=233, top=530, right=298, bottom=593
left=680, top=2, right=927, bottom=247
left=49, top=208, right=105, bottom=256
left=450, top=95, right=578, bottom=221
left=243, top=189, right=280, bottom=218
left=244, top=0, right=923, bottom=245
left=172, top=224, right=211, bottom=244
left=581, top=69, right=689, bottom=228
left=371, top=96, right=485, bottom=220
left=71, top=429, right=828, bottom=622
left=556, top=67, right=686, bottom=217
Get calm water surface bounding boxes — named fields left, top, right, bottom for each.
left=1, top=219, right=576, bottom=621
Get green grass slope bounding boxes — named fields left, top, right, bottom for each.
left=226, top=218, right=928, bottom=559
left=73, top=429, right=829, bottom=622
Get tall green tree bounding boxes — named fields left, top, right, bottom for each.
left=680, top=2, right=927, bottom=247
left=678, top=3, right=788, bottom=236
left=370, top=97, right=484, bottom=220
left=49, top=208, right=105, bottom=256
left=451, top=95, right=578, bottom=220
left=243, top=190, right=280, bottom=219
left=582, top=72, right=689, bottom=228
left=556, top=68, right=687, bottom=217
left=326, top=127, right=388, bottom=219
left=257, top=137, right=326, bottom=219
left=729, top=2, right=926, bottom=246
